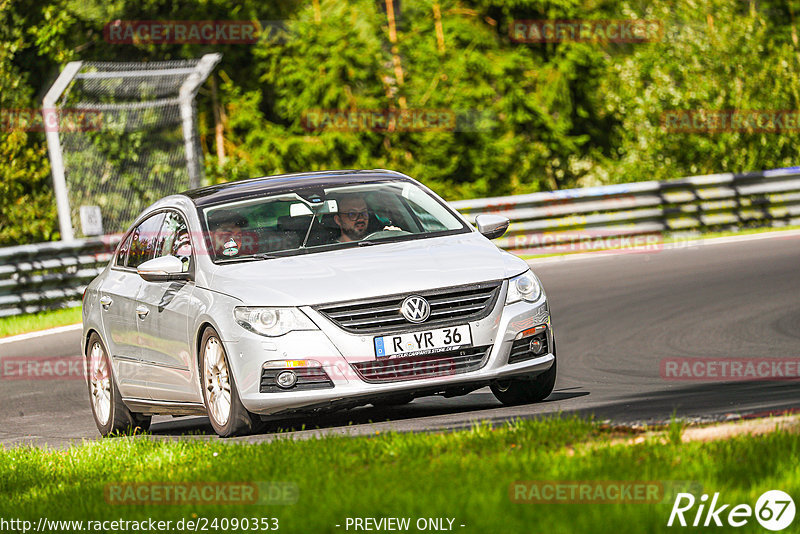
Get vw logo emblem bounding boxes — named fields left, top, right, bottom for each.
left=401, top=295, right=430, bottom=323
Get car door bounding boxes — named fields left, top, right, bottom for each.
left=135, top=210, right=199, bottom=402
left=101, top=213, right=164, bottom=399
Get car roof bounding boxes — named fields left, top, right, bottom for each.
left=181, top=169, right=412, bottom=207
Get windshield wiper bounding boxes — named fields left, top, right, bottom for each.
left=217, top=253, right=281, bottom=263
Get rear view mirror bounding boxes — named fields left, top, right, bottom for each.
left=291, top=199, right=338, bottom=217
left=137, top=255, right=191, bottom=282
left=290, top=203, right=313, bottom=217
left=475, top=214, right=510, bottom=240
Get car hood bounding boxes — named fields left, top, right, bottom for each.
left=205, top=232, right=529, bottom=306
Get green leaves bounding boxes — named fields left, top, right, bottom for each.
left=3, top=0, right=800, bottom=245
left=599, top=0, right=800, bottom=182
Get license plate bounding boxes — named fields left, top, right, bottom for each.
left=374, top=325, right=472, bottom=358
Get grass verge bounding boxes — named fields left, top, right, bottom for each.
left=1, top=416, right=797, bottom=533
left=0, top=306, right=81, bottom=338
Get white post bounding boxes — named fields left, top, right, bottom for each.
left=43, top=61, right=83, bottom=243
left=179, top=53, right=222, bottom=189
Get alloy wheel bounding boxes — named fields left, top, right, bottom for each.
left=88, top=342, right=111, bottom=426
left=203, top=337, right=232, bottom=427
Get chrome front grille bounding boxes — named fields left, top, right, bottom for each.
left=315, top=281, right=502, bottom=335
left=352, top=345, right=491, bottom=383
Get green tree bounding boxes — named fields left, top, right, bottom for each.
left=596, top=0, right=800, bottom=182
left=0, top=0, right=57, bottom=245
left=4, top=0, right=800, bottom=245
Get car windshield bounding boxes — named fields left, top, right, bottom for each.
left=199, top=180, right=469, bottom=262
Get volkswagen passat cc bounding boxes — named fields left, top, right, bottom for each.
left=82, top=170, right=556, bottom=437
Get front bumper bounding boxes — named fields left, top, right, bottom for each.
left=225, top=285, right=554, bottom=416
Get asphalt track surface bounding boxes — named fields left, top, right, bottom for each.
left=1, top=232, right=799, bottom=448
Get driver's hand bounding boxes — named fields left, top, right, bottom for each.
left=382, top=225, right=402, bottom=231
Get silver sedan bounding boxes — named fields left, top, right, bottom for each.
left=82, top=170, right=557, bottom=437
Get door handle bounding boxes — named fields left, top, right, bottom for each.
left=99, top=296, right=113, bottom=310
left=135, top=305, right=149, bottom=319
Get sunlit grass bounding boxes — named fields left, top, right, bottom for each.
left=0, top=306, right=82, bottom=338
left=1, top=416, right=797, bottom=533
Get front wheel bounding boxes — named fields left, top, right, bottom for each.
left=86, top=333, right=151, bottom=436
left=491, top=339, right=557, bottom=406
left=200, top=328, right=260, bottom=437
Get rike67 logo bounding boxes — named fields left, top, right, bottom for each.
left=668, top=490, right=795, bottom=531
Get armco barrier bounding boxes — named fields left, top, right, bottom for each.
left=0, top=236, right=120, bottom=318
left=450, top=167, right=800, bottom=255
left=2, top=168, right=799, bottom=317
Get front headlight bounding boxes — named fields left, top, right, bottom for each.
left=234, top=307, right=317, bottom=337
left=506, top=270, right=544, bottom=304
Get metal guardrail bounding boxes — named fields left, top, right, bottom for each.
left=0, top=237, right=119, bottom=318
left=2, top=167, right=799, bottom=317
left=451, top=167, right=800, bottom=254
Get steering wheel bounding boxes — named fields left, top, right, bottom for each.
left=362, top=229, right=412, bottom=241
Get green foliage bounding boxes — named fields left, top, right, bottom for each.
left=2, top=0, right=800, bottom=244
left=0, top=0, right=57, bottom=244
left=597, top=0, right=800, bottom=183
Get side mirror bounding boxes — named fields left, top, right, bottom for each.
left=137, top=255, right=190, bottom=283
left=475, top=214, right=510, bottom=240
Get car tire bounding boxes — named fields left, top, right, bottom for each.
left=491, top=338, right=557, bottom=406
left=86, top=333, right=151, bottom=436
left=200, top=327, right=260, bottom=437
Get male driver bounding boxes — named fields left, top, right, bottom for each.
left=333, top=194, right=404, bottom=243
left=333, top=195, right=371, bottom=242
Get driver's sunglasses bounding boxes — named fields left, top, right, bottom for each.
left=342, top=209, right=369, bottom=221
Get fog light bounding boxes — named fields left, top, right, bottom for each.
left=529, top=338, right=545, bottom=355
left=276, top=370, right=298, bottom=389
